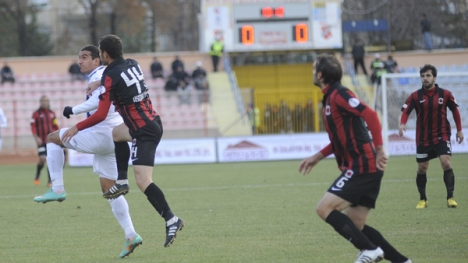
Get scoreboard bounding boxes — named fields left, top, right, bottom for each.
left=202, top=0, right=342, bottom=52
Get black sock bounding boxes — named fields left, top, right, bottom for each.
left=35, top=163, right=44, bottom=180
left=362, top=225, right=408, bottom=262
left=416, top=173, right=427, bottom=200
left=114, top=141, right=129, bottom=180
left=325, top=210, right=376, bottom=250
left=443, top=169, right=455, bottom=199
left=144, top=183, right=174, bottom=221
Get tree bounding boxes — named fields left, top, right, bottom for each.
left=0, top=0, right=53, bottom=56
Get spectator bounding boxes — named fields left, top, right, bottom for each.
left=171, top=55, right=184, bottom=73
left=172, top=66, right=191, bottom=105
left=421, top=13, right=433, bottom=51
left=68, top=60, right=85, bottom=82
left=1, top=62, right=15, bottom=85
left=370, top=53, right=387, bottom=85
left=263, top=103, right=273, bottom=134
left=351, top=39, right=367, bottom=76
left=210, top=37, right=224, bottom=72
left=303, top=99, right=315, bottom=132
left=192, top=61, right=209, bottom=104
left=384, top=55, right=400, bottom=73
left=150, top=56, right=164, bottom=79
left=0, top=107, right=6, bottom=151
left=247, top=104, right=260, bottom=134
left=292, top=103, right=303, bottom=133
left=278, top=100, right=291, bottom=133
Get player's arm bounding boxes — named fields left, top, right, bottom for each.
left=298, top=144, right=332, bottom=175
left=30, top=114, right=42, bottom=145
left=64, top=88, right=102, bottom=118
left=448, top=93, right=464, bottom=143
left=399, top=95, right=414, bottom=136
left=52, top=114, right=59, bottom=131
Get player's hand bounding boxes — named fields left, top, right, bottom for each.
left=63, top=106, right=73, bottom=119
left=86, top=80, right=100, bottom=96
left=375, top=146, right=388, bottom=171
left=398, top=124, right=406, bottom=136
left=35, top=137, right=43, bottom=146
left=298, top=153, right=323, bottom=175
left=456, top=131, right=464, bottom=144
left=61, top=125, right=78, bottom=143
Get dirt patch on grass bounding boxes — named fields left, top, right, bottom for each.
left=0, top=149, right=38, bottom=165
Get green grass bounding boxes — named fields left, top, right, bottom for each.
left=1, top=155, right=467, bottom=263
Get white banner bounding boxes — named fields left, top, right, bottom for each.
left=388, top=128, right=468, bottom=156
left=68, top=138, right=217, bottom=167
left=216, top=133, right=331, bottom=162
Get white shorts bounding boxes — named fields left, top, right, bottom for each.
left=60, top=128, right=117, bottom=180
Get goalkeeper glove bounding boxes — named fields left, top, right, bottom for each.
left=63, top=106, right=73, bottom=119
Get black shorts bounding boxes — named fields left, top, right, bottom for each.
left=37, top=143, right=47, bottom=156
left=129, top=116, right=163, bottom=166
left=416, top=141, right=451, bottom=163
left=327, top=169, right=384, bottom=209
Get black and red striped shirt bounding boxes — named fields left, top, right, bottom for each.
left=76, top=58, right=158, bottom=133
left=30, top=108, right=59, bottom=143
left=400, top=84, right=461, bottom=146
left=320, top=82, right=383, bottom=174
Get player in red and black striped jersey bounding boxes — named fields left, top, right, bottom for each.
left=399, top=64, right=464, bottom=209
left=30, top=95, right=59, bottom=186
left=61, top=35, right=184, bottom=248
left=298, top=54, right=411, bottom=263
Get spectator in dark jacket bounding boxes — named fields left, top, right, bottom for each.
left=421, top=13, right=433, bottom=51
left=1, top=62, right=15, bottom=85
left=150, top=57, right=164, bottom=79
left=351, top=39, right=367, bottom=76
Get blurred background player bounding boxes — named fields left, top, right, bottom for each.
left=0, top=107, right=7, bottom=151
left=399, top=64, right=464, bottom=209
left=33, top=45, right=142, bottom=258
left=30, top=95, right=58, bottom=186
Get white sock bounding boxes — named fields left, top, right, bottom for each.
left=109, top=195, right=136, bottom=239
left=166, top=216, right=179, bottom=226
left=46, top=143, right=65, bottom=192
left=116, top=179, right=129, bottom=184
left=0, top=138, right=3, bottom=151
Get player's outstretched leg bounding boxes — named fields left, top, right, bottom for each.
left=120, top=233, right=143, bottom=258
left=34, top=188, right=67, bottom=203
left=164, top=216, right=185, bottom=247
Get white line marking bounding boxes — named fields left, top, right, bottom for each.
left=3, top=177, right=467, bottom=200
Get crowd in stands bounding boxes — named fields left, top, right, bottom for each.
left=150, top=56, right=210, bottom=105
left=248, top=99, right=321, bottom=135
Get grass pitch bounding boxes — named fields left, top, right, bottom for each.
left=0, top=154, right=467, bottom=263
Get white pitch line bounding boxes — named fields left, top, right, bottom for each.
left=2, top=176, right=467, bottom=200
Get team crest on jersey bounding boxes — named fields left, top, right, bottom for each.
left=132, top=138, right=137, bottom=145
left=348, top=98, right=360, bottom=108
left=402, top=104, right=408, bottom=108
left=438, top=98, right=444, bottom=104
left=325, top=105, right=331, bottom=115
left=344, top=170, right=354, bottom=178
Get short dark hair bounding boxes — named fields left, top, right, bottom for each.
left=99, top=35, right=123, bottom=59
left=315, top=54, right=343, bottom=84
left=420, top=64, right=437, bottom=77
left=80, top=45, right=100, bottom=61
left=422, top=13, right=427, bottom=18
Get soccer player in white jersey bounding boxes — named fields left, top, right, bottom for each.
left=33, top=45, right=142, bottom=258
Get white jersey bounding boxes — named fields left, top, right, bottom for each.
left=72, top=66, right=123, bottom=132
